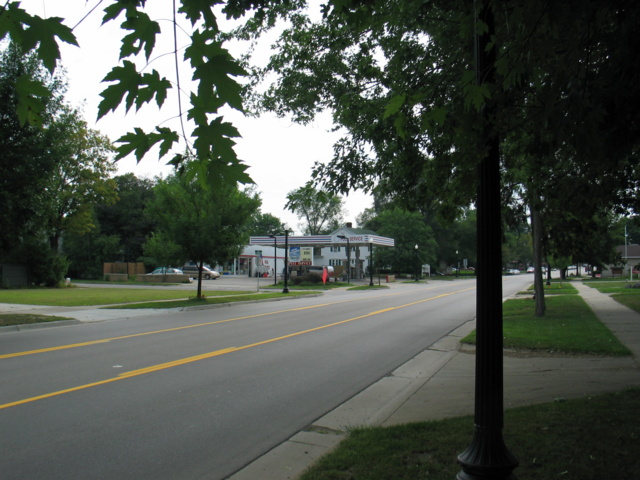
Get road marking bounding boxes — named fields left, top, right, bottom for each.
left=1, top=285, right=471, bottom=360
left=0, top=286, right=475, bottom=410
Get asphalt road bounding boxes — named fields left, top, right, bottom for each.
left=0, top=275, right=533, bottom=479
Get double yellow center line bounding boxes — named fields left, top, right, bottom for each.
left=1, top=287, right=474, bottom=410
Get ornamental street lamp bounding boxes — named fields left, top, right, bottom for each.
left=268, top=234, right=277, bottom=286
left=369, top=243, right=374, bottom=287
left=337, top=235, right=350, bottom=284
left=283, top=229, right=291, bottom=294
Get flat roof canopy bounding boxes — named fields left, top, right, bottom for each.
left=250, top=234, right=394, bottom=248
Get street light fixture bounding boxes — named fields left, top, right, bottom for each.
left=268, top=234, right=277, bottom=286
left=337, top=235, right=350, bottom=284
left=415, top=244, right=419, bottom=281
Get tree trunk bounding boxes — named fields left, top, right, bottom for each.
left=196, top=260, right=203, bottom=299
left=530, top=204, right=545, bottom=316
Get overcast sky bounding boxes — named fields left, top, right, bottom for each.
left=22, top=1, right=372, bottom=234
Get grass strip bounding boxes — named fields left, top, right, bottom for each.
left=0, top=288, right=253, bottom=307
left=104, top=291, right=315, bottom=309
left=524, top=282, right=578, bottom=295
left=299, top=389, right=640, bottom=480
left=0, top=314, right=74, bottom=327
left=462, top=295, right=630, bottom=355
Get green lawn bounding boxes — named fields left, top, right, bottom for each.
left=300, top=389, right=640, bottom=480
left=0, top=287, right=252, bottom=307
left=105, top=291, right=315, bottom=309
left=462, top=295, right=630, bottom=355
left=523, top=281, right=578, bottom=295
left=0, top=314, right=74, bottom=327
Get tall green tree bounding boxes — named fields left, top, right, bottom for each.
left=365, top=207, right=436, bottom=275
left=0, top=44, right=62, bottom=255
left=247, top=212, right=285, bottom=236
left=44, top=106, right=118, bottom=251
left=96, top=173, right=157, bottom=261
left=146, top=169, right=260, bottom=298
left=286, top=183, right=345, bottom=235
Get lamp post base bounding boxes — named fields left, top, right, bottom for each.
left=457, top=426, right=519, bottom=480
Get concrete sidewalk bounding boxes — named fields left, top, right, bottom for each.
left=229, top=280, right=640, bottom=480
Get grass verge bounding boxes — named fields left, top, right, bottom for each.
left=104, top=291, right=315, bottom=309
left=299, top=389, right=640, bottom=480
left=0, top=287, right=254, bottom=307
left=0, top=314, right=74, bottom=327
left=524, top=281, right=578, bottom=295
left=461, top=295, right=630, bottom=355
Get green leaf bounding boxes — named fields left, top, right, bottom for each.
left=97, top=61, right=141, bottom=118
left=14, top=75, right=51, bottom=127
left=114, top=127, right=180, bottom=162
left=1, top=4, right=77, bottom=73
left=120, top=11, right=160, bottom=60
left=178, top=0, right=222, bottom=28
left=383, top=94, right=406, bottom=119
left=98, top=62, right=170, bottom=119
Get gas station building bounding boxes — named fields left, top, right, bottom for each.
left=245, top=223, right=395, bottom=279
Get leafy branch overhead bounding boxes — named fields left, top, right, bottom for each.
left=1, top=1, right=257, bottom=185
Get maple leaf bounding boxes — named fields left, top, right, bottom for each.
left=119, top=11, right=160, bottom=60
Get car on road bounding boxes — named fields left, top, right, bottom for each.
left=505, top=268, right=520, bottom=275
left=150, top=267, right=184, bottom=275
left=527, top=266, right=535, bottom=273
left=181, top=263, right=221, bottom=280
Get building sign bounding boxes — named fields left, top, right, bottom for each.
left=332, top=235, right=371, bottom=243
left=289, top=246, right=313, bottom=265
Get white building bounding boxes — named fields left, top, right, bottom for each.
left=248, top=223, right=394, bottom=280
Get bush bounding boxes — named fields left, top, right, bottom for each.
left=292, top=273, right=322, bottom=285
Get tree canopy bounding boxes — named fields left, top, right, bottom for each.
left=146, top=166, right=260, bottom=297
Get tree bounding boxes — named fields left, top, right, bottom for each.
left=0, top=44, right=62, bottom=255
left=43, top=105, right=118, bottom=251
left=247, top=212, right=285, bottom=236
left=142, top=231, right=183, bottom=271
left=96, top=173, right=158, bottom=261
left=146, top=169, right=260, bottom=298
left=286, top=183, right=345, bottom=235
left=365, top=207, right=436, bottom=275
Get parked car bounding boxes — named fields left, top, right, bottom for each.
left=150, top=267, right=183, bottom=275
left=181, top=263, right=220, bottom=280
left=526, top=266, right=535, bottom=273
left=506, top=268, right=520, bottom=275
left=307, top=265, right=335, bottom=281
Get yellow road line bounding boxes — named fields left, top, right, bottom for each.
left=0, top=286, right=475, bottom=410
left=1, top=285, right=466, bottom=360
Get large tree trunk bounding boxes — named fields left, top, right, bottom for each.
left=531, top=204, right=546, bottom=316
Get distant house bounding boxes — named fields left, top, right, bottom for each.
left=601, top=245, right=640, bottom=278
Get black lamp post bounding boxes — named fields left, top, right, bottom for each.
left=415, top=244, right=419, bottom=281
left=269, top=234, right=277, bottom=286
left=283, top=229, right=290, bottom=294
left=369, top=243, right=374, bottom=287
left=337, top=235, right=350, bottom=284
left=457, top=3, right=518, bottom=479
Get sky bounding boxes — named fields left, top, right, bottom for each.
left=21, top=1, right=373, bottom=235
